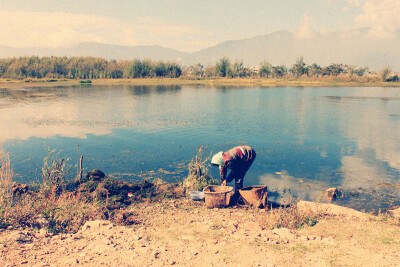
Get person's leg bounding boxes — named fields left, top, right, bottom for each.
left=234, top=175, right=244, bottom=191
left=232, top=154, right=256, bottom=205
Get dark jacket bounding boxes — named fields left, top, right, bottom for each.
left=219, top=145, right=256, bottom=183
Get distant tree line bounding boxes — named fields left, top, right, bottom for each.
left=0, top=56, right=398, bottom=82
left=0, top=56, right=182, bottom=79
left=183, top=57, right=399, bottom=82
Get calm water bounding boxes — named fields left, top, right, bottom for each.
left=1, top=84, right=400, bottom=211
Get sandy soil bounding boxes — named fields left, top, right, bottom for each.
left=1, top=199, right=399, bottom=267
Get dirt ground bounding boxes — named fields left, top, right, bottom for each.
left=1, top=199, right=400, bottom=267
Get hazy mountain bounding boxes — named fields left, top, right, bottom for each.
left=183, top=29, right=400, bottom=71
left=0, top=42, right=187, bottom=62
left=1, top=29, right=399, bottom=71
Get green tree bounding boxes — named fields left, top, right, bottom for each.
left=290, top=57, right=308, bottom=77
left=204, top=66, right=216, bottom=78
left=322, top=63, right=344, bottom=76
left=308, top=63, right=322, bottom=77
left=231, top=60, right=245, bottom=77
left=380, top=65, right=391, bottom=81
left=154, top=62, right=167, bottom=77
left=259, top=61, right=272, bottom=78
left=215, top=57, right=231, bottom=77
left=271, top=65, right=287, bottom=78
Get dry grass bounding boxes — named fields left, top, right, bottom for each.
left=261, top=205, right=320, bottom=230
left=0, top=148, right=106, bottom=233
left=0, top=149, right=14, bottom=228
left=37, top=192, right=106, bottom=233
left=40, top=148, right=69, bottom=197
left=181, top=146, right=218, bottom=192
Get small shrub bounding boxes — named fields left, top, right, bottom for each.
left=79, top=79, right=92, bottom=84
left=0, top=148, right=13, bottom=227
left=0, top=148, right=107, bottom=233
left=42, top=192, right=106, bottom=234
left=181, top=146, right=218, bottom=192
left=41, top=148, right=69, bottom=197
left=386, top=75, right=399, bottom=82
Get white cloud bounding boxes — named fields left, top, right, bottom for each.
left=355, top=0, right=400, bottom=38
left=348, top=0, right=361, bottom=7
left=295, top=15, right=315, bottom=39
left=319, top=27, right=328, bottom=35
left=0, top=9, right=211, bottom=51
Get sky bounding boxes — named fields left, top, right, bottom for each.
left=0, top=0, right=399, bottom=52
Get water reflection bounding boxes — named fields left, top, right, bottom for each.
left=128, top=85, right=181, bottom=96
left=0, top=85, right=185, bottom=143
left=1, top=85, right=400, bottom=211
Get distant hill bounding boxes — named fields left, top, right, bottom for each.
left=1, top=29, right=400, bottom=71
left=183, top=29, right=400, bottom=71
left=0, top=42, right=187, bottom=62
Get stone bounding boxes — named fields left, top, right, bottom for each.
left=85, top=169, right=105, bottom=181
left=297, top=201, right=372, bottom=221
left=387, top=207, right=400, bottom=218
left=154, top=251, right=160, bottom=258
left=272, top=228, right=297, bottom=241
left=36, top=229, right=49, bottom=238
left=64, top=257, right=79, bottom=265
left=14, top=231, right=34, bottom=243
left=131, top=234, right=141, bottom=241
left=33, top=215, right=50, bottom=229
left=324, top=188, right=338, bottom=202
left=82, top=220, right=112, bottom=231
left=173, top=187, right=185, bottom=197
left=11, top=182, right=28, bottom=196
left=241, top=222, right=263, bottom=234
left=59, top=247, right=68, bottom=253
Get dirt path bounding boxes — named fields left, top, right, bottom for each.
left=1, top=199, right=400, bottom=266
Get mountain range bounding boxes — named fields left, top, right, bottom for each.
left=1, top=29, right=399, bottom=71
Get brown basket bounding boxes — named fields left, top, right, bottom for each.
left=239, top=185, right=268, bottom=208
left=203, top=185, right=233, bottom=208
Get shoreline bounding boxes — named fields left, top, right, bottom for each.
left=1, top=77, right=400, bottom=89
left=1, top=188, right=400, bottom=266
left=1, top=171, right=400, bottom=266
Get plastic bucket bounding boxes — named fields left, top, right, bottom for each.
left=189, top=191, right=205, bottom=200
left=203, top=185, right=233, bottom=208
left=239, top=185, right=268, bottom=207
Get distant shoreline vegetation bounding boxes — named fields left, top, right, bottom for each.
left=0, top=56, right=399, bottom=83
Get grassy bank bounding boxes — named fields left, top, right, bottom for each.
left=1, top=77, right=400, bottom=88
left=1, top=148, right=400, bottom=265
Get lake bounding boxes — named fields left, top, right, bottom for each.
left=1, top=84, right=400, bottom=211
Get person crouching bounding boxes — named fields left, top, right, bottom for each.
left=211, top=145, right=256, bottom=203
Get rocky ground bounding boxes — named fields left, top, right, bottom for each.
left=1, top=198, right=400, bottom=267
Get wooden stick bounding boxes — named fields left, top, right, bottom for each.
left=79, top=155, right=83, bottom=181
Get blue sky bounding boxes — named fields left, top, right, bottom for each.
left=1, top=0, right=398, bottom=51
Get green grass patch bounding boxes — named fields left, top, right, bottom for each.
left=79, top=79, right=92, bottom=84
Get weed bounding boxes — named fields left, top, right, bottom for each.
left=0, top=147, right=106, bottom=233
left=181, top=146, right=218, bottom=192
left=211, top=222, right=225, bottom=230
left=42, top=192, right=106, bottom=234
left=380, top=237, right=395, bottom=244
left=0, top=148, right=14, bottom=228
left=41, top=148, right=69, bottom=197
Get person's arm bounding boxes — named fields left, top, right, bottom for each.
left=219, top=165, right=227, bottom=184
left=226, top=169, right=235, bottom=183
